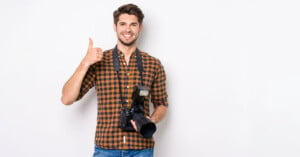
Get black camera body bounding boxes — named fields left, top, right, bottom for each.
left=119, top=85, right=156, bottom=138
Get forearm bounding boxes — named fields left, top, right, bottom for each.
left=150, top=105, right=168, bottom=123
left=61, top=61, right=90, bottom=105
left=61, top=38, right=102, bottom=105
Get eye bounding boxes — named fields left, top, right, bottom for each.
left=119, top=22, right=126, bottom=26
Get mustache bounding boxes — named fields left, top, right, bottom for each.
left=121, top=31, right=134, bottom=34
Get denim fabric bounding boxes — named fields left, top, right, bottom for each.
left=93, top=145, right=154, bottom=157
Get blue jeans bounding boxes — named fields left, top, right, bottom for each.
left=93, top=145, right=154, bottom=157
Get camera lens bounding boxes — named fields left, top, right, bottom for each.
left=133, top=113, right=156, bottom=138
left=140, top=122, right=156, bottom=138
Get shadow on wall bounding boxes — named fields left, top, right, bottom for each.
left=153, top=71, right=172, bottom=152
left=137, top=22, right=148, bottom=50
left=76, top=89, right=98, bottom=116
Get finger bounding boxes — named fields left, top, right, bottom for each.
left=95, top=48, right=102, bottom=53
left=88, top=37, right=93, bottom=49
left=130, top=120, right=138, bottom=131
left=97, top=53, right=102, bottom=59
left=96, top=50, right=101, bottom=56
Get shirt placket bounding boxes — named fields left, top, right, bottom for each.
left=119, top=53, right=136, bottom=108
left=119, top=53, right=136, bottom=148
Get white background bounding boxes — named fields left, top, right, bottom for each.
left=1, top=0, right=300, bottom=157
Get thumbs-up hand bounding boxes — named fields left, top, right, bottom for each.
left=82, top=38, right=103, bottom=66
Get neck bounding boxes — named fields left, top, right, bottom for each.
left=117, top=42, right=137, bottom=56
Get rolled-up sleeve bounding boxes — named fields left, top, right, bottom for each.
left=151, top=60, right=168, bottom=108
left=76, top=64, right=96, bottom=101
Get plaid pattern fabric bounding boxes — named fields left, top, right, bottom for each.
left=76, top=48, right=168, bottom=149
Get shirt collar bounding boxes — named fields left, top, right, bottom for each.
left=117, top=49, right=137, bottom=58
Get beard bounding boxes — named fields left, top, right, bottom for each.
left=118, top=37, right=137, bottom=46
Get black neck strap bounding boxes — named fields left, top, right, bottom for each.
left=113, top=46, right=144, bottom=105
left=113, top=46, right=143, bottom=72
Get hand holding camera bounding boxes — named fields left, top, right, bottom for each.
left=119, top=85, right=156, bottom=138
left=130, top=115, right=152, bottom=131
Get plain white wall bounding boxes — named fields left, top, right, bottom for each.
left=1, top=0, right=300, bottom=157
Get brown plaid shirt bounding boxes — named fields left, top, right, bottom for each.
left=76, top=48, right=168, bottom=149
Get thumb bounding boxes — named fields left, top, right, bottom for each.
left=88, top=37, right=93, bottom=49
left=130, top=120, right=138, bottom=131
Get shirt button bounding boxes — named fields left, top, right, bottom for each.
left=126, top=86, right=130, bottom=89
left=125, top=100, right=129, bottom=103
left=127, top=73, right=130, bottom=76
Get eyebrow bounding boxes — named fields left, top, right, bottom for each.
left=118, top=21, right=139, bottom=25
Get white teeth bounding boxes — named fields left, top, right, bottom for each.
left=123, top=34, right=132, bottom=39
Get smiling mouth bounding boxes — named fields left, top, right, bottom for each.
left=122, top=34, right=133, bottom=39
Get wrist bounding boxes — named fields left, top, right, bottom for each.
left=80, top=58, right=92, bottom=68
left=150, top=117, right=157, bottom=124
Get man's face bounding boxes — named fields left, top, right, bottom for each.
left=114, top=14, right=142, bottom=46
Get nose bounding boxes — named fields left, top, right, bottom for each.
left=125, top=26, right=131, bottom=32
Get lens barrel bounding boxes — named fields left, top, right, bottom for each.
left=133, top=113, right=156, bottom=138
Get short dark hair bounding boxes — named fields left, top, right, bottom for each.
left=113, top=3, right=144, bottom=24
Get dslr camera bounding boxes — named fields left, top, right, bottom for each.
left=119, top=85, right=156, bottom=138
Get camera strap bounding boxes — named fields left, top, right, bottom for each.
left=113, top=46, right=144, bottom=105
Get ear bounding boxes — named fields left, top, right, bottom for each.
left=139, top=24, right=143, bottom=33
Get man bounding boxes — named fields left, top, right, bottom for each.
left=61, top=3, right=168, bottom=157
